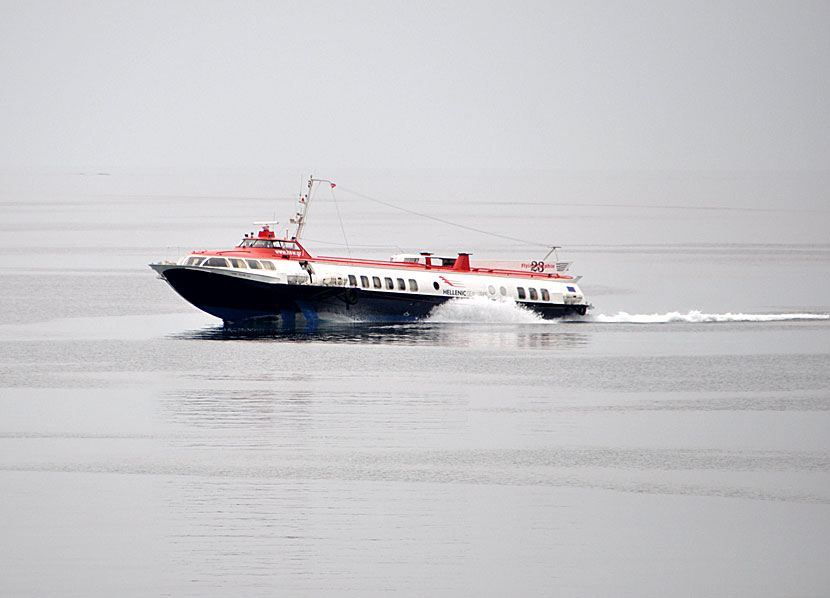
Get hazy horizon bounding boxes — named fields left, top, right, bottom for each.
left=2, top=1, right=829, bottom=173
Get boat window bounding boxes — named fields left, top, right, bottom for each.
left=385, top=277, right=394, bottom=290
left=529, top=288, right=538, bottom=301
left=360, top=275, right=370, bottom=288
left=261, top=261, right=276, bottom=271
left=487, top=285, right=495, bottom=295
left=251, top=240, right=274, bottom=248
left=348, top=274, right=357, bottom=286
left=440, top=258, right=456, bottom=267
left=517, top=287, right=526, bottom=300
left=397, top=278, right=406, bottom=290
left=404, top=257, right=420, bottom=263
left=246, top=259, right=262, bottom=269
left=185, top=256, right=203, bottom=266
left=204, top=257, right=230, bottom=268
left=229, top=258, right=247, bottom=268
left=500, top=286, right=507, bottom=296
left=541, top=288, right=550, bottom=301
left=408, top=279, right=418, bottom=292
left=275, top=240, right=299, bottom=250
left=373, top=276, right=382, bottom=289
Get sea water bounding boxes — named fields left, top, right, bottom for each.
left=1, top=169, right=828, bottom=597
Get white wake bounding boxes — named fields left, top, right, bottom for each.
left=590, top=310, right=830, bottom=324
left=426, top=296, right=543, bottom=324
left=425, top=299, right=829, bottom=325
left=424, top=296, right=830, bottom=325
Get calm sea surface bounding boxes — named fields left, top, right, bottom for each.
left=1, top=170, right=829, bottom=597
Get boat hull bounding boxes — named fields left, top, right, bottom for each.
left=154, top=266, right=587, bottom=324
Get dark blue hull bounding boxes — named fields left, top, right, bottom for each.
left=159, top=267, right=586, bottom=324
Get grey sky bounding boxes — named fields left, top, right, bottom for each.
left=1, top=0, right=828, bottom=171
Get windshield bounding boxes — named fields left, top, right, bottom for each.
left=239, top=239, right=301, bottom=251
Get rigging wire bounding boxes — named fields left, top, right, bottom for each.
left=329, top=186, right=351, bottom=257
left=301, top=238, right=398, bottom=249
left=302, top=177, right=352, bottom=255
left=337, top=185, right=554, bottom=250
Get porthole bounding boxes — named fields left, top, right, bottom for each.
left=488, top=285, right=495, bottom=295
left=433, top=281, right=440, bottom=290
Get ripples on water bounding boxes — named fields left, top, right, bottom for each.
left=2, top=172, right=830, bottom=597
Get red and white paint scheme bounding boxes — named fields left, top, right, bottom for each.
left=150, top=178, right=590, bottom=324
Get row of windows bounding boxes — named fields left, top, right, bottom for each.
left=516, top=287, right=551, bottom=301
left=187, top=256, right=277, bottom=271
left=188, top=257, right=566, bottom=301
left=189, top=257, right=420, bottom=292
left=484, top=284, right=562, bottom=302
left=348, top=274, right=419, bottom=292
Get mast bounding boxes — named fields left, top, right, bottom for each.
left=292, top=176, right=334, bottom=241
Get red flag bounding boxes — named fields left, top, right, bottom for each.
left=330, top=183, right=336, bottom=189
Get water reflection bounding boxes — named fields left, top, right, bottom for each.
left=173, top=320, right=590, bottom=349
